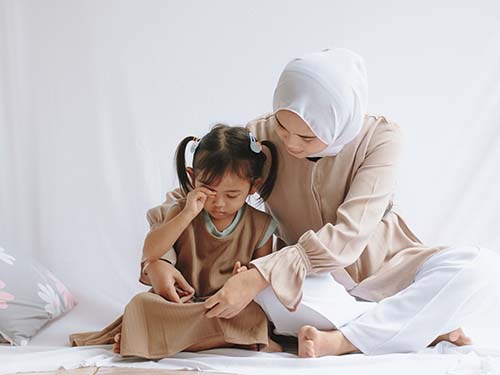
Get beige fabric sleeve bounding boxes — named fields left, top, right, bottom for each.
left=250, top=122, right=402, bottom=311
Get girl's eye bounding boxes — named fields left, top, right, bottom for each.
left=227, top=195, right=239, bottom=199
left=302, top=138, right=314, bottom=143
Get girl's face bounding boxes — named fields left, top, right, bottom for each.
left=191, top=170, right=256, bottom=222
left=274, top=110, right=328, bottom=158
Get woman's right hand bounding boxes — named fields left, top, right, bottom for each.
left=146, top=259, right=195, bottom=303
left=183, top=187, right=216, bottom=217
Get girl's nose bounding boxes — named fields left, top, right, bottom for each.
left=213, top=195, right=225, bottom=207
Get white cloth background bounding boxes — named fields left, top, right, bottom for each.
left=1, top=0, right=500, bottom=339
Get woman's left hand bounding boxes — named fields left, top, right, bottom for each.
left=204, top=268, right=269, bottom=319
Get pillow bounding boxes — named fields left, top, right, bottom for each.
left=0, top=246, right=77, bottom=345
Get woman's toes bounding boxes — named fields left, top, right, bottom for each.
left=298, top=325, right=319, bottom=358
left=305, top=340, right=316, bottom=358
left=449, top=329, right=461, bottom=342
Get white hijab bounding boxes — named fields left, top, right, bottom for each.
left=273, top=48, right=368, bottom=157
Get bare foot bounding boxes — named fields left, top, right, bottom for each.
left=298, top=325, right=357, bottom=358
left=112, top=333, right=121, bottom=353
left=430, top=328, right=472, bottom=347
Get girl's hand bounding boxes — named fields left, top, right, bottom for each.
left=184, top=187, right=216, bottom=217
left=147, top=259, right=195, bottom=303
left=204, top=268, right=269, bottom=319
left=232, top=261, right=248, bottom=275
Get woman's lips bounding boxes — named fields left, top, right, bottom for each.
left=287, top=148, right=303, bottom=155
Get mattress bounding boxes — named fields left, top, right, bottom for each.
left=2, top=294, right=500, bottom=375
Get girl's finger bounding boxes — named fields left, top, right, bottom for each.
left=232, top=261, right=241, bottom=274
left=197, top=187, right=216, bottom=196
left=180, top=293, right=194, bottom=303
left=174, top=274, right=195, bottom=294
left=165, top=285, right=182, bottom=303
left=237, top=266, right=248, bottom=273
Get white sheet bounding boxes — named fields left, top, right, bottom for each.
left=2, top=296, right=500, bottom=375
left=2, top=343, right=500, bottom=375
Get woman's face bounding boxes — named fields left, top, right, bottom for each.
left=274, top=110, right=328, bottom=158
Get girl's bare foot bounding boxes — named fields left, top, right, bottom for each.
left=298, top=325, right=357, bottom=358
left=430, top=328, right=472, bottom=347
left=112, top=333, right=121, bottom=353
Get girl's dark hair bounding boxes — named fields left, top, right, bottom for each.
left=175, top=124, right=278, bottom=201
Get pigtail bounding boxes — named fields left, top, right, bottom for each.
left=258, top=140, right=278, bottom=201
left=175, top=136, right=196, bottom=194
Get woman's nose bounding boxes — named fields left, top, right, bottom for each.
left=286, top=134, right=303, bottom=150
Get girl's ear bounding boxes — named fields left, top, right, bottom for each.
left=249, top=178, right=263, bottom=195
left=186, top=167, right=194, bottom=186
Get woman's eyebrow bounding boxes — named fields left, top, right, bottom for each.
left=275, top=115, right=317, bottom=139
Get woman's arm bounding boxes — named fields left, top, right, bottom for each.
left=205, top=121, right=403, bottom=317
left=250, top=121, right=403, bottom=311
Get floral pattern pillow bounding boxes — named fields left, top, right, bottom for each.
left=0, top=246, right=77, bottom=345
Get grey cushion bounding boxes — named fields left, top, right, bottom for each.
left=0, top=246, right=77, bottom=345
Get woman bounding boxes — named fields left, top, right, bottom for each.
left=143, top=49, right=500, bottom=357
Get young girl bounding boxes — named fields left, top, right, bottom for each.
left=70, top=124, right=281, bottom=358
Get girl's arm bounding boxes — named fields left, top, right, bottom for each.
left=232, top=237, right=273, bottom=275
left=142, top=208, right=194, bottom=263
left=143, top=186, right=216, bottom=263
left=253, top=236, right=273, bottom=259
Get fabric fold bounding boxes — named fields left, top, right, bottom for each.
left=251, top=229, right=359, bottom=312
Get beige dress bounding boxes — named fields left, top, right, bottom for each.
left=70, top=202, right=273, bottom=359
left=146, top=114, right=447, bottom=313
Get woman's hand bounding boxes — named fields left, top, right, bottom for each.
left=146, top=259, right=195, bottom=303
left=184, top=187, right=216, bottom=217
left=204, top=268, right=269, bottom=319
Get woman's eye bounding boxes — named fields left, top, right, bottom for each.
left=276, top=122, right=286, bottom=130
left=227, top=195, right=239, bottom=199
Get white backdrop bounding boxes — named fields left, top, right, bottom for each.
left=1, top=0, right=500, bottom=313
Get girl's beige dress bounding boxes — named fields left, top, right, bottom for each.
left=70, top=201, right=273, bottom=359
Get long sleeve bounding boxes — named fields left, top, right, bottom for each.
left=250, top=122, right=402, bottom=311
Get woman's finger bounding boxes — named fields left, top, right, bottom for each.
left=205, top=303, right=229, bottom=319
left=219, top=309, right=237, bottom=320
left=204, top=293, right=219, bottom=309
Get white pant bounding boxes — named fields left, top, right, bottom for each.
left=254, top=245, right=500, bottom=355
